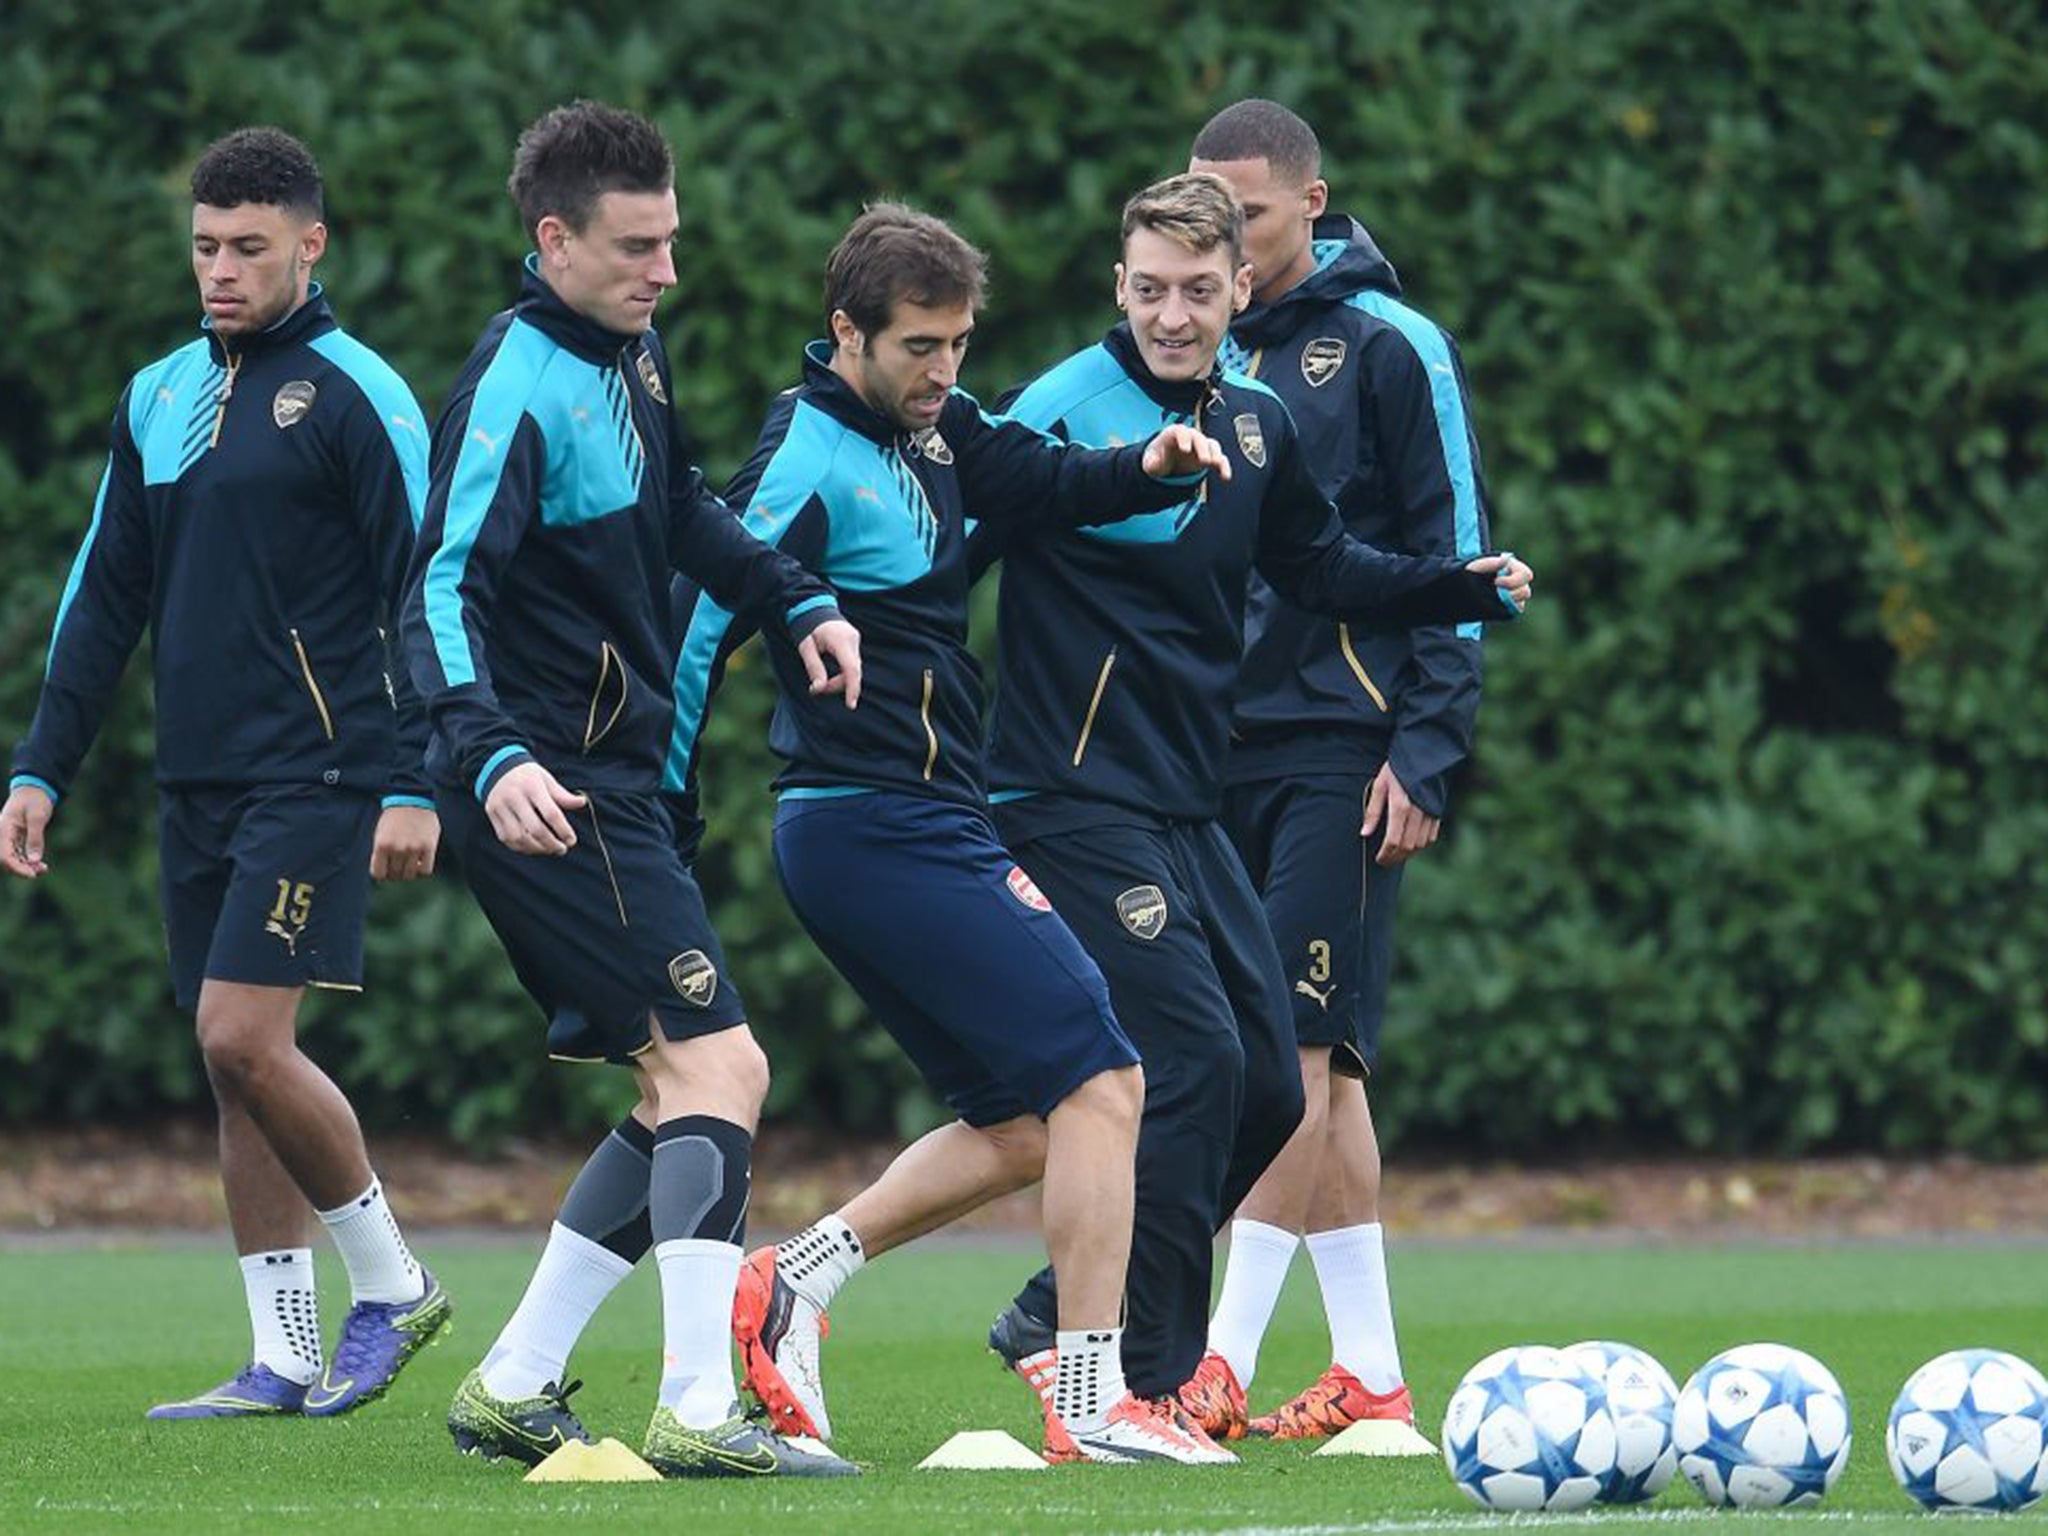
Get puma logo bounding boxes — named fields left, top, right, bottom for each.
left=265, top=919, right=304, bottom=956
left=1295, top=979, right=1335, bottom=1011
left=470, top=426, right=503, bottom=455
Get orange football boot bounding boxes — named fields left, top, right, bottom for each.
left=1245, top=1364, right=1414, bottom=1440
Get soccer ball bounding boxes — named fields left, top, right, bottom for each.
left=1887, top=1348, right=2048, bottom=1512
left=1441, top=1345, right=1618, bottom=1512
left=1674, top=1343, right=1851, bottom=1507
left=1566, top=1339, right=1679, bottom=1503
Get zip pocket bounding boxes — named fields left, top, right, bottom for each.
left=1072, top=646, right=1117, bottom=767
left=919, top=668, right=939, bottom=782
left=582, top=641, right=629, bottom=753
left=1337, top=624, right=1389, bottom=712
left=584, top=793, right=629, bottom=927
left=289, top=629, right=336, bottom=740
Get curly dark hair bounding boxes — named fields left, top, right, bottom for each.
left=190, top=127, right=324, bottom=217
left=508, top=100, right=673, bottom=237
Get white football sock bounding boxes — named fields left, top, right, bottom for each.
left=480, top=1222, right=635, bottom=1399
left=1307, top=1221, right=1404, bottom=1392
left=316, top=1178, right=424, bottom=1305
left=655, top=1237, right=743, bottom=1427
left=1206, top=1218, right=1300, bottom=1391
left=240, top=1248, right=322, bottom=1385
left=774, top=1213, right=865, bottom=1310
left=1054, top=1327, right=1128, bottom=1434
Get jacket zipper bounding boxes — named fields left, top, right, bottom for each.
left=582, top=641, right=628, bottom=752
left=1072, top=647, right=1117, bottom=767
left=1337, top=623, right=1390, bottom=712
left=919, top=668, right=939, bottom=782
left=289, top=629, right=336, bottom=740
left=209, top=353, right=242, bottom=449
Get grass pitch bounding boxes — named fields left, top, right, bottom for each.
left=6, top=1237, right=2046, bottom=1532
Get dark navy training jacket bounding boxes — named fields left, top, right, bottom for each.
left=10, top=290, right=431, bottom=807
left=402, top=263, right=837, bottom=804
left=1221, top=216, right=1492, bottom=816
left=974, top=322, right=1513, bottom=836
left=664, top=342, right=1193, bottom=812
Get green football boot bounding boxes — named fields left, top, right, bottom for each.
left=448, top=1369, right=591, bottom=1466
left=641, top=1402, right=858, bottom=1479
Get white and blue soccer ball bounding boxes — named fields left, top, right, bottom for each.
left=1674, top=1343, right=1851, bottom=1508
left=1441, top=1345, right=1618, bottom=1512
left=1566, top=1339, right=1679, bottom=1503
left=1887, top=1348, right=2048, bottom=1512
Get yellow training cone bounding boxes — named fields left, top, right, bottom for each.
left=525, top=1437, right=663, bottom=1482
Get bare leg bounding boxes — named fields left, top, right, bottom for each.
left=196, top=980, right=372, bottom=1212
left=1232, top=1045, right=1334, bottom=1233
left=1307, top=1074, right=1381, bottom=1232
left=838, top=1115, right=1048, bottom=1258
left=1041, top=1063, right=1144, bottom=1328
left=214, top=1089, right=313, bottom=1255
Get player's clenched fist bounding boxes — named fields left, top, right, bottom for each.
left=484, top=761, right=586, bottom=856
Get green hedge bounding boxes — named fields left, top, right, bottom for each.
left=3, top=0, right=2044, bottom=1152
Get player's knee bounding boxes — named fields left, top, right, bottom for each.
left=194, top=1007, right=280, bottom=1092
left=1062, top=1060, right=1144, bottom=1127
left=974, top=1115, right=1050, bottom=1183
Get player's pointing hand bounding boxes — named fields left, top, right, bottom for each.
left=798, top=616, right=863, bottom=709
left=1143, top=422, right=1232, bottom=483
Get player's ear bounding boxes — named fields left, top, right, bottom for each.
left=299, top=219, right=328, bottom=268
left=1304, top=178, right=1329, bottom=220
left=535, top=214, right=572, bottom=269
left=1232, top=260, right=1254, bottom=314
left=830, top=308, right=863, bottom=355
left=1114, top=262, right=1128, bottom=311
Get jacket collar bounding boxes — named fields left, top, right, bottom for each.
left=1231, top=214, right=1401, bottom=348
left=513, top=254, right=649, bottom=365
left=800, top=339, right=913, bottom=447
left=203, top=283, right=334, bottom=364
left=1102, top=321, right=1224, bottom=417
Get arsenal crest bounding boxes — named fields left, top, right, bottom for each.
left=272, top=380, right=316, bottom=429
left=1115, top=884, right=1167, bottom=941
left=667, top=949, right=718, bottom=1008
left=1301, top=337, right=1347, bottom=388
left=636, top=347, right=669, bottom=404
left=914, top=427, right=954, bottom=465
left=1232, top=412, right=1267, bottom=469
left=1006, top=865, right=1052, bottom=912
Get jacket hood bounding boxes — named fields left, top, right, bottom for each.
left=1231, top=215, right=1401, bottom=349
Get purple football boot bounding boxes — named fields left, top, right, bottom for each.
left=147, top=1363, right=309, bottom=1419
left=301, top=1269, right=452, bottom=1416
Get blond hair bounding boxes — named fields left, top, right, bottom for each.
left=1120, top=172, right=1244, bottom=262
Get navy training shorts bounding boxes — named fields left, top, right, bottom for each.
left=159, top=783, right=378, bottom=1010
left=772, top=791, right=1138, bottom=1125
left=439, top=786, right=747, bottom=1063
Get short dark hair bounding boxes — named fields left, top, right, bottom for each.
left=1191, top=99, right=1323, bottom=185
left=824, top=202, right=987, bottom=339
left=508, top=100, right=673, bottom=236
left=1122, top=172, right=1244, bottom=265
left=190, top=128, right=324, bottom=218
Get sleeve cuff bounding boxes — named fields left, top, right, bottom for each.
left=8, top=773, right=60, bottom=805
left=380, top=794, right=436, bottom=811
left=786, top=595, right=842, bottom=642
left=473, top=745, right=533, bottom=803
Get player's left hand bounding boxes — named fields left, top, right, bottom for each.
left=1467, top=551, right=1533, bottom=612
left=371, top=803, right=441, bottom=881
left=1143, top=422, right=1232, bottom=483
left=798, top=616, right=862, bottom=709
left=1361, top=762, right=1439, bottom=868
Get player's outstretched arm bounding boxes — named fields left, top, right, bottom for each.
left=950, top=392, right=1218, bottom=533
left=0, top=784, right=54, bottom=879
